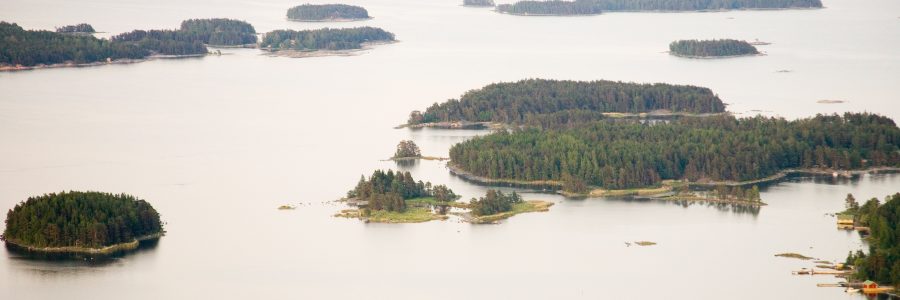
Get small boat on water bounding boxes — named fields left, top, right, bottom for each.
left=845, top=288, right=859, bottom=293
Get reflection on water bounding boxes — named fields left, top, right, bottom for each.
left=5, top=239, right=160, bottom=275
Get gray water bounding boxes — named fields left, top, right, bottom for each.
left=2, top=0, right=899, bottom=298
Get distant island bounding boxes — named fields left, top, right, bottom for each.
left=179, top=18, right=257, bottom=47
left=464, top=0, right=496, bottom=7
left=2, top=191, right=164, bottom=256
left=497, top=0, right=603, bottom=16
left=496, top=0, right=820, bottom=15
left=260, top=27, right=395, bottom=56
left=287, top=4, right=370, bottom=21
left=0, top=20, right=259, bottom=70
left=404, top=79, right=726, bottom=128
left=669, top=39, right=760, bottom=58
left=56, top=23, right=95, bottom=33
left=462, top=190, right=553, bottom=224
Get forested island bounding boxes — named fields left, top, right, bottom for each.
left=497, top=0, right=820, bottom=14
left=405, top=79, right=726, bottom=127
left=260, top=27, right=395, bottom=56
left=463, top=190, right=554, bottom=224
left=464, top=0, right=496, bottom=7
left=843, top=193, right=900, bottom=289
left=56, top=23, right=95, bottom=33
left=2, top=191, right=163, bottom=256
left=1, top=22, right=149, bottom=69
left=448, top=112, right=900, bottom=194
left=496, top=0, right=603, bottom=16
left=179, top=18, right=257, bottom=46
left=336, top=170, right=459, bottom=223
left=287, top=4, right=370, bottom=21
left=669, top=39, right=760, bottom=58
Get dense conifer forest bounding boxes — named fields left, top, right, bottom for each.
left=56, top=23, right=95, bottom=33
left=464, top=0, right=496, bottom=6
left=497, top=0, right=603, bottom=15
left=669, top=39, right=759, bottom=57
left=287, top=4, right=370, bottom=21
left=347, top=170, right=458, bottom=212
left=2, top=191, right=163, bottom=249
left=450, top=113, right=900, bottom=189
left=179, top=18, right=257, bottom=46
left=260, top=27, right=394, bottom=51
left=406, top=79, right=725, bottom=125
left=498, top=0, right=820, bottom=14
left=845, top=193, right=900, bottom=286
left=110, top=30, right=208, bottom=55
left=0, top=22, right=149, bottom=67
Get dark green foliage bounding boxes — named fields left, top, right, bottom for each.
left=179, top=18, right=257, bottom=45
left=464, top=0, right=496, bottom=6
left=847, top=193, right=900, bottom=286
left=110, top=29, right=208, bottom=55
left=287, top=4, right=369, bottom=21
left=260, top=27, right=394, bottom=51
left=712, top=185, right=761, bottom=202
left=56, top=23, right=95, bottom=33
left=394, top=140, right=422, bottom=158
left=348, top=170, right=458, bottom=212
left=471, top=190, right=523, bottom=216
left=585, top=0, right=820, bottom=11
left=450, top=113, right=900, bottom=189
left=0, top=22, right=149, bottom=67
left=2, top=191, right=162, bottom=248
left=670, top=39, right=759, bottom=57
left=497, top=0, right=602, bottom=15
left=407, top=79, right=725, bottom=125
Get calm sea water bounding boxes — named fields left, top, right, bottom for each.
left=2, top=0, right=899, bottom=299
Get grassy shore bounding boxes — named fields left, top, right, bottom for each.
left=334, top=207, right=448, bottom=223
left=467, top=200, right=553, bottom=224
left=3, top=232, right=164, bottom=255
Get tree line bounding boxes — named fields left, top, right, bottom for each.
left=347, top=170, right=458, bottom=212
left=845, top=193, right=900, bottom=286
left=497, top=0, right=822, bottom=14
left=669, top=39, right=759, bottom=57
left=464, top=0, right=496, bottom=6
left=56, top=23, right=95, bottom=33
left=0, top=22, right=149, bottom=67
left=260, top=27, right=395, bottom=51
left=394, top=140, right=422, bottom=158
left=2, top=191, right=163, bottom=248
left=287, top=4, right=370, bottom=21
left=497, top=0, right=603, bottom=15
left=179, top=18, right=257, bottom=46
left=407, top=79, right=726, bottom=125
left=449, top=113, right=900, bottom=190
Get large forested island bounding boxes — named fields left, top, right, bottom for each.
left=669, top=39, right=759, bottom=58
left=497, top=0, right=820, bottom=14
left=179, top=18, right=257, bottom=46
left=287, top=4, right=370, bottom=21
left=0, top=22, right=149, bottom=68
left=405, top=79, right=725, bottom=127
left=2, top=191, right=163, bottom=256
left=449, top=112, right=900, bottom=193
left=497, top=0, right=603, bottom=16
left=260, top=27, right=395, bottom=54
